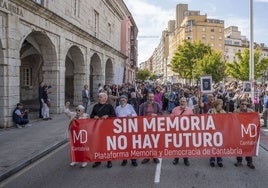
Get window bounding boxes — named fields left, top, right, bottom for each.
left=34, top=0, right=44, bottom=5
left=210, top=35, right=214, bottom=40
left=202, top=34, right=206, bottom=40
left=211, top=43, right=214, bottom=47
left=94, top=10, right=99, bottom=37
left=22, top=67, right=32, bottom=87
left=219, top=36, right=222, bottom=40
left=108, top=23, right=111, bottom=40
left=73, top=0, right=79, bottom=17
left=211, top=28, right=214, bottom=32
left=219, top=28, right=222, bottom=33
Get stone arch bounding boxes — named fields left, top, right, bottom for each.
left=65, top=45, right=86, bottom=105
left=105, top=58, right=114, bottom=85
left=19, top=31, right=57, bottom=113
left=90, top=53, right=102, bottom=100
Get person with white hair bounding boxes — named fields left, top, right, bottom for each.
left=65, top=101, right=89, bottom=168
left=115, top=95, right=138, bottom=167
left=90, top=92, right=116, bottom=168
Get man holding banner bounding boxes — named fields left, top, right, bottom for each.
left=171, top=97, right=192, bottom=166
left=139, top=91, right=162, bottom=164
left=234, top=99, right=255, bottom=169
left=115, top=94, right=138, bottom=167
left=90, top=92, right=116, bottom=168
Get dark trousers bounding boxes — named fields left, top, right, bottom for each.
left=237, top=156, right=252, bottom=163
left=15, top=114, right=29, bottom=125
left=210, top=157, right=222, bottom=163
left=39, top=100, right=43, bottom=118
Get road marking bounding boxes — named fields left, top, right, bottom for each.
left=154, top=158, right=162, bottom=183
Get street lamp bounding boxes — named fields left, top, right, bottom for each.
left=249, top=0, right=254, bottom=94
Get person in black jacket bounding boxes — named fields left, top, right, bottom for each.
left=90, top=92, right=116, bottom=168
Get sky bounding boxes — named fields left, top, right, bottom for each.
left=124, top=0, right=268, bottom=64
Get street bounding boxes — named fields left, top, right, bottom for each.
left=1, top=143, right=268, bottom=188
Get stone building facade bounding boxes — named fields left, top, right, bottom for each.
left=0, top=0, right=137, bottom=128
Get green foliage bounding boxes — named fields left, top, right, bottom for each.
left=195, top=51, right=226, bottom=83
left=226, top=48, right=268, bottom=80
left=149, top=73, right=158, bottom=80
left=136, top=69, right=151, bottom=81
left=170, top=41, right=211, bottom=80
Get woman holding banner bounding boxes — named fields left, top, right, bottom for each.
left=208, top=99, right=225, bottom=167
left=65, top=102, right=89, bottom=168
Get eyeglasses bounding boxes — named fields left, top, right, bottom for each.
left=76, top=109, right=82, bottom=112
left=241, top=104, right=247, bottom=106
left=180, top=101, right=187, bottom=103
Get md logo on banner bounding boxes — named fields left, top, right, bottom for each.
left=241, top=124, right=258, bottom=138
left=73, top=130, right=88, bottom=143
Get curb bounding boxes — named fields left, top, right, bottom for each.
left=0, top=139, right=68, bottom=182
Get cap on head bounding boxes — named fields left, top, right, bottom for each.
left=120, top=95, right=128, bottom=99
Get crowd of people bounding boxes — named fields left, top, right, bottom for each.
left=65, top=80, right=268, bottom=169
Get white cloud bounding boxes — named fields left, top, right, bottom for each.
left=255, top=0, right=268, bottom=2
left=125, top=0, right=174, bottom=63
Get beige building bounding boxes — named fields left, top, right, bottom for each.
left=224, top=26, right=249, bottom=62
left=168, top=4, right=225, bottom=82
left=0, top=0, right=137, bottom=128
left=144, top=4, right=225, bottom=83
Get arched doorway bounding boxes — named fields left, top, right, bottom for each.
left=65, top=46, right=85, bottom=105
left=90, top=53, right=102, bottom=100
left=105, top=58, right=114, bottom=85
left=19, top=31, right=57, bottom=112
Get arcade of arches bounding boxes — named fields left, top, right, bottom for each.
left=0, top=30, right=124, bottom=128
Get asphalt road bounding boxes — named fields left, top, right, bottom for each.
left=1, top=143, right=268, bottom=188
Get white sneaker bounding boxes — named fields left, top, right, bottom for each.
left=70, top=162, right=77, bottom=167
left=16, top=124, right=22, bottom=129
left=81, top=162, right=87, bottom=168
left=26, top=124, right=32, bottom=127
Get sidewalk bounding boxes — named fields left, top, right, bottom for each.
left=0, top=111, right=268, bottom=182
left=0, top=113, right=69, bottom=182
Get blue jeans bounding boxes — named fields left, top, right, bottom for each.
left=15, top=114, right=29, bottom=126
left=210, top=157, right=222, bottom=164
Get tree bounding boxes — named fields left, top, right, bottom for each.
left=226, top=48, right=268, bottom=81
left=195, top=51, right=226, bottom=83
left=149, top=73, right=158, bottom=81
left=170, top=41, right=211, bottom=82
left=136, top=69, right=151, bottom=81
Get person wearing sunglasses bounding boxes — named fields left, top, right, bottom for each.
left=234, top=99, right=255, bottom=169
left=65, top=101, right=89, bottom=168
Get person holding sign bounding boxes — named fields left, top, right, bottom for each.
left=208, top=99, right=225, bottom=167
left=171, top=97, right=192, bottom=166
left=65, top=101, right=89, bottom=168
left=139, top=91, right=162, bottom=164
left=234, top=99, right=255, bottom=169
left=115, top=95, right=138, bottom=167
left=90, top=92, right=116, bottom=168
